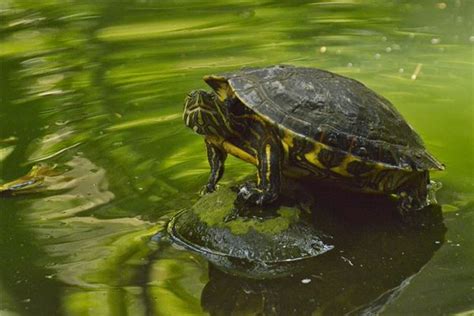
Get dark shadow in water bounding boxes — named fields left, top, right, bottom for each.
left=0, top=199, right=63, bottom=316
left=156, top=182, right=446, bottom=316
left=0, top=57, right=63, bottom=315
left=198, top=185, right=446, bottom=315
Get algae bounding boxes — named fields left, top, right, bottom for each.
left=192, top=187, right=300, bottom=235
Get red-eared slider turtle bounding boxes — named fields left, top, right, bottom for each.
left=183, top=65, right=444, bottom=211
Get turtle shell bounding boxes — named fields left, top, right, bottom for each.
left=204, top=65, right=444, bottom=171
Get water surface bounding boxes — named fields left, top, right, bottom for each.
left=1, top=0, right=473, bottom=315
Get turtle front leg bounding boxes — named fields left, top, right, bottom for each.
left=201, top=140, right=227, bottom=194
left=238, top=137, right=282, bottom=205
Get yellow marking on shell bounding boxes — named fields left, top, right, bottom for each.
left=331, top=152, right=396, bottom=177
left=303, top=142, right=326, bottom=169
left=216, top=86, right=233, bottom=101
left=281, top=131, right=294, bottom=160
left=213, top=81, right=234, bottom=101
left=302, top=137, right=390, bottom=178
left=203, top=75, right=236, bottom=101
left=265, top=144, right=272, bottom=184
left=281, top=141, right=289, bottom=160
left=330, top=155, right=359, bottom=177
left=283, top=131, right=295, bottom=147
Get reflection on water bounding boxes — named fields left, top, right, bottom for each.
left=154, top=190, right=446, bottom=315
left=1, top=0, right=473, bottom=315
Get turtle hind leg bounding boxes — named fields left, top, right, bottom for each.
left=396, top=170, right=430, bottom=214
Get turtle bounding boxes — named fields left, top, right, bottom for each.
left=183, top=65, right=444, bottom=211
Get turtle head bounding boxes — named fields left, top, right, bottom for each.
left=183, top=90, right=233, bottom=137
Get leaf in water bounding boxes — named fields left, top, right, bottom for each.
left=0, top=163, right=59, bottom=195
left=28, top=156, right=115, bottom=220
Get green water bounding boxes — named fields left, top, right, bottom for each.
left=0, top=0, right=473, bottom=315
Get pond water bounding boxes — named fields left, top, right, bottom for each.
left=1, top=0, right=473, bottom=315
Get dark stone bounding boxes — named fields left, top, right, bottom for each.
left=168, top=186, right=333, bottom=279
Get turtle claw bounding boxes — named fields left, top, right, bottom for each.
left=223, top=208, right=240, bottom=223
left=236, top=182, right=259, bottom=203
left=200, top=183, right=216, bottom=196
left=236, top=182, right=278, bottom=205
